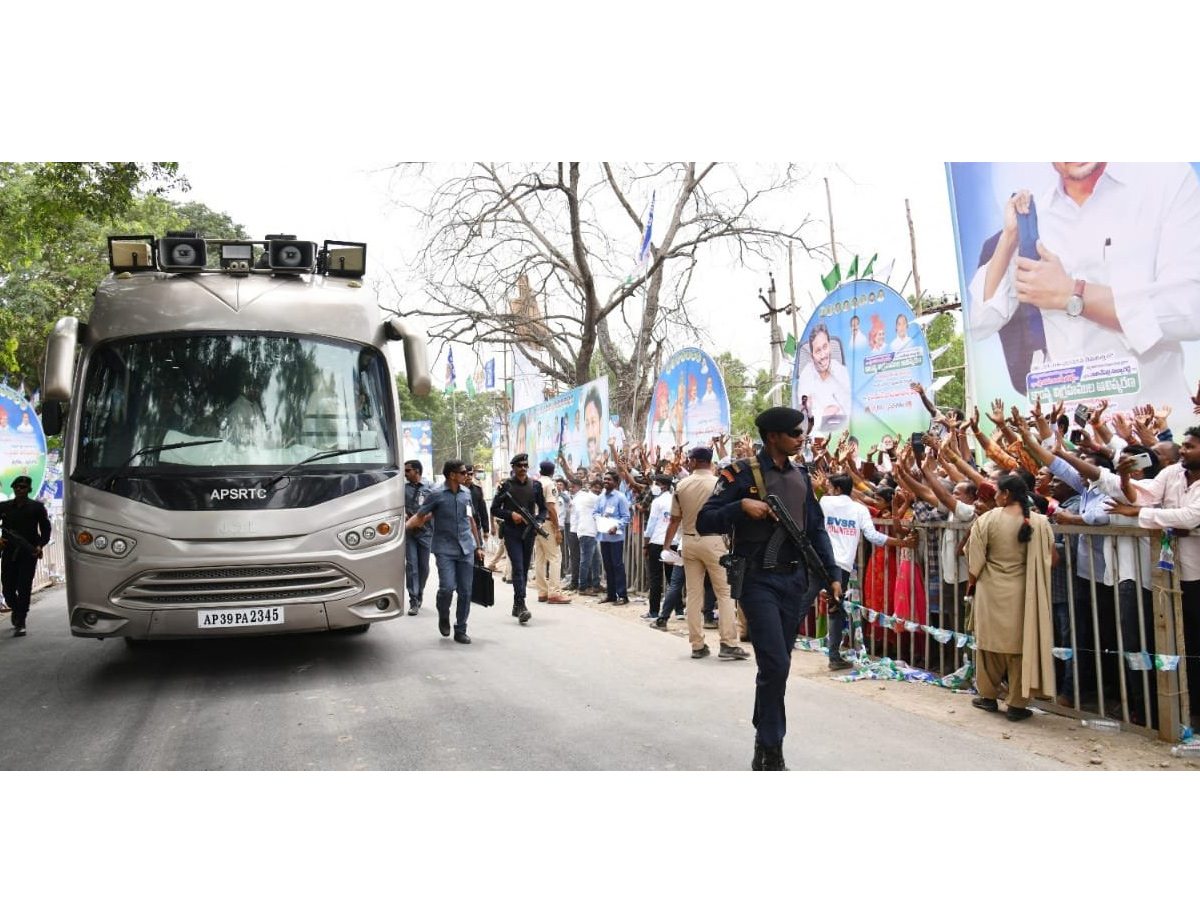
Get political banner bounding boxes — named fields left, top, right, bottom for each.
left=791, top=279, right=932, bottom=448
left=510, top=376, right=609, bottom=472
left=946, top=162, right=1200, bottom=417
left=644, top=348, right=731, bottom=457
left=0, top=384, right=47, bottom=498
left=400, top=420, right=433, bottom=480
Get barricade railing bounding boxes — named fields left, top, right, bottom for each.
left=799, top=516, right=1191, bottom=744
left=31, top=515, right=66, bottom=593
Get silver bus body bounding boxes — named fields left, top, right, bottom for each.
left=45, top=242, right=430, bottom=641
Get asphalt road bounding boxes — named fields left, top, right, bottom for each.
left=0, top=583, right=1067, bottom=771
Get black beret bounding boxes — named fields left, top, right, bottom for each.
left=511, top=453, right=529, bottom=466
left=10, top=475, right=32, bottom=488
left=539, top=460, right=555, bottom=475
left=688, top=446, right=713, bottom=461
left=652, top=473, right=673, bottom=485
left=755, top=405, right=807, bottom=434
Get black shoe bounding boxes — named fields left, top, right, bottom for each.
left=752, top=742, right=765, bottom=771
left=598, top=597, right=615, bottom=604
left=613, top=597, right=629, bottom=606
left=703, top=618, right=718, bottom=630
left=407, top=603, right=420, bottom=616
left=760, top=746, right=788, bottom=771
left=13, top=626, right=26, bottom=637
left=516, top=605, right=532, bottom=625
left=650, top=618, right=668, bottom=630
left=691, top=644, right=711, bottom=659
left=719, top=643, right=750, bottom=660
left=438, top=615, right=451, bottom=637
left=972, top=696, right=999, bottom=713
left=453, top=632, right=472, bottom=645
left=828, top=657, right=853, bottom=671
left=1006, top=706, right=1033, bottom=721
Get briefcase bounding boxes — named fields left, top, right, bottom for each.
left=471, top=564, right=495, bottom=607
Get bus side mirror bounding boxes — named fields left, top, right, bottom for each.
left=40, top=401, right=63, bottom=436
left=385, top=317, right=432, bottom=397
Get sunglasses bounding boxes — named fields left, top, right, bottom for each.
left=514, top=462, right=529, bottom=468
left=786, top=428, right=805, bottom=438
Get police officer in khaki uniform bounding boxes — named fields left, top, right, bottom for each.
left=533, top=460, right=568, bottom=603
left=662, top=446, right=749, bottom=661
left=697, top=407, right=840, bottom=771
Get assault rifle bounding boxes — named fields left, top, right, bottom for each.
left=763, top=494, right=836, bottom=598
left=1, top=526, right=42, bottom=558
left=494, top=485, right=550, bottom=539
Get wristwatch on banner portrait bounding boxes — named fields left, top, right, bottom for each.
left=1066, top=277, right=1086, bottom=317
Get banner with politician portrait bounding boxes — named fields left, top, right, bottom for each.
left=400, top=420, right=433, bottom=480
left=644, top=348, right=731, bottom=457
left=510, top=375, right=609, bottom=472
left=791, top=280, right=932, bottom=448
left=946, top=162, right=1200, bottom=417
left=0, top=383, right=47, bottom=498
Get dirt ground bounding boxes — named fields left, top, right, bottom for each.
left=575, top=589, right=1197, bottom=772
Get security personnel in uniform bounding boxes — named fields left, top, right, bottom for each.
left=490, top=453, right=548, bottom=625
left=697, top=406, right=841, bottom=771
left=0, top=474, right=52, bottom=637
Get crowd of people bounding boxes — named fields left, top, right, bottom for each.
left=401, top=382, right=1200, bottom=764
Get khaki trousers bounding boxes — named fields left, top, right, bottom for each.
left=977, top=649, right=1026, bottom=708
left=684, top=535, right=737, bottom=649
left=534, top=525, right=563, bottom=597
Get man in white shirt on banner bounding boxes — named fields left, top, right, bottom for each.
left=795, top=323, right=852, bottom=436
left=968, top=162, right=1200, bottom=415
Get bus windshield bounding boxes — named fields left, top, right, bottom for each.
left=75, top=333, right=395, bottom=477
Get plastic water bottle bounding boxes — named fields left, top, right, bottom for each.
left=1081, top=719, right=1121, bottom=732
left=1171, top=743, right=1200, bottom=758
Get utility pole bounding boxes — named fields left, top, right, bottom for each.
left=825, top=177, right=838, bottom=268
left=759, top=271, right=788, bottom=393
left=906, top=198, right=922, bottom=308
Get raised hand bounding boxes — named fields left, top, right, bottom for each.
left=987, top=397, right=1006, bottom=426
left=1089, top=399, right=1109, bottom=425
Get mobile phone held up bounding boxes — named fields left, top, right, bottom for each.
left=1073, top=404, right=1090, bottom=428
left=1130, top=452, right=1153, bottom=471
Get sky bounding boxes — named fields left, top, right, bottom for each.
left=168, top=160, right=962, bottom=382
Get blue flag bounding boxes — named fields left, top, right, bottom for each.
left=484, top=358, right=495, bottom=389
left=445, top=347, right=457, bottom=394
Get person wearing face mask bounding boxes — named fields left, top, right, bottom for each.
left=642, top=473, right=675, bottom=621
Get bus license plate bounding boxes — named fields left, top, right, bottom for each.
left=197, top=607, right=285, bottom=628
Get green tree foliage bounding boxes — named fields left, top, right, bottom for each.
left=0, top=163, right=242, bottom=392
left=396, top=377, right=506, bottom=475
left=923, top=311, right=965, bottom=413
left=713, top=351, right=777, bottom=439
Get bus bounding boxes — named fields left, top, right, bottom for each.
left=40, top=232, right=431, bottom=641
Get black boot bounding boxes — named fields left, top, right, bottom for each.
left=751, top=743, right=765, bottom=771
left=513, top=602, right=531, bottom=624
left=760, top=745, right=788, bottom=771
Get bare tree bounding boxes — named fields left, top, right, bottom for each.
left=385, top=162, right=819, bottom=439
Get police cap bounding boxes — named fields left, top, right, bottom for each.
left=510, top=453, right=529, bottom=467
left=755, top=406, right=807, bottom=435
left=687, top=446, right=713, bottom=462
left=10, top=475, right=32, bottom=488
left=539, top=460, right=555, bottom=475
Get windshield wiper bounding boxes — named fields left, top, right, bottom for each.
left=262, top=446, right=379, bottom=492
left=104, top=438, right=225, bottom=489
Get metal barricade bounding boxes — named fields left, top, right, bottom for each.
left=800, top=515, right=1191, bottom=744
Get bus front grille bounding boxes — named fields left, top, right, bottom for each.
left=115, top=563, right=362, bottom=606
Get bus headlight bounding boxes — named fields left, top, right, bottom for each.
left=72, top=528, right=135, bottom=557
left=339, top=517, right=401, bottom=551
